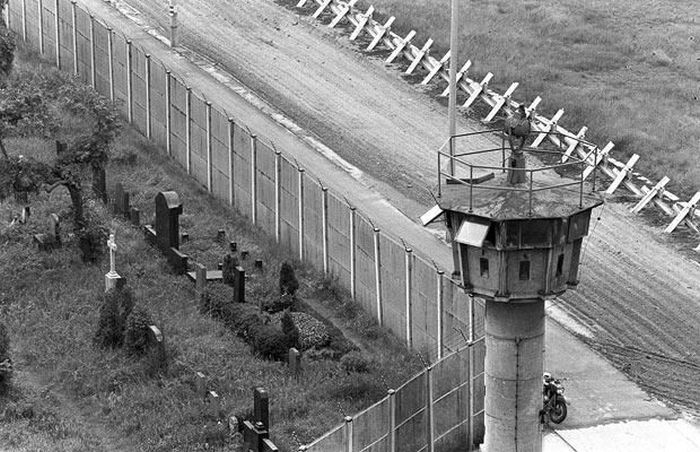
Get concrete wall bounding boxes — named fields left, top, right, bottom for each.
left=6, top=1, right=485, bottom=449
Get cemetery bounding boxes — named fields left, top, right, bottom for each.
left=0, top=41, right=425, bottom=451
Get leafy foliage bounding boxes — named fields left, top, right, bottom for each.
left=248, top=323, right=291, bottom=361
left=262, top=292, right=296, bottom=314
left=281, top=310, right=299, bottom=350
left=0, top=22, right=14, bottom=78
left=279, top=261, right=299, bottom=296
left=124, top=306, right=153, bottom=355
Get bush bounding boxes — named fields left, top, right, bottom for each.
left=94, top=286, right=135, bottom=348
left=340, top=351, right=372, bottom=374
left=226, top=303, right=265, bottom=337
left=222, top=254, right=239, bottom=286
left=279, top=261, right=299, bottom=296
left=248, top=323, right=291, bottom=361
left=124, top=306, right=153, bottom=355
left=262, top=293, right=296, bottom=314
left=291, top=312, right=330, bottom=350
left=0, top=24, right=16, bottom=78
left=0, top=322, right=11, bottom=395
left=281, top=310, right=300, bottom=349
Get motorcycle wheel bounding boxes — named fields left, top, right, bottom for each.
left=550, top=400, right=567, bottom=424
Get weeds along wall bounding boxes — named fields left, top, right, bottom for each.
left=6, top=1, right=486, bottom=449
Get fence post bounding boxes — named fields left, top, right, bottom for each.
left=388, top=389, right=396, bottom=452
left=89, top=14, right=95, bottom=88
left=344, top=416, right=353, bottom=452
left=274, top=150, right=282, bottom=242
left=373, top=227, right=382, bottom=325
left=70, top=0, right=77, bottom=76
left=297, top=167, right=305, bottom=261
left=405, top=247, right=413, bottom=348
left=145, top=54, right=152, bottom=139
left=349, top=206, right=356, bottom=300
left=185, top=86, right=192, bottom=174
left=21, top=0, right=26, bottom=41
left=164, top=70, right=172, bottom=156
left=37, top=0, right=44, bottom=55
left=250, top=134, right=258, bottom=225
left=53, top=0, right=59, bottom=68
left=205, top=101, right=212, bottom=192
left=125, top=39, right=133, bottom=123
left=436, top=270, right=444, bottom=360
left=321, top=186, right=329, bottom=274
left=426, top=366, right=435, bottom=452
left=107, top=27, right=114, bottom=100
left=228, top=117, right=235, bottom=206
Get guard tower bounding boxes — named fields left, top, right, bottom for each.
left=422, top=129, right=602, bottom=452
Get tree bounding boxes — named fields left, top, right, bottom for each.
left=0, top=69, right=121, bottom=260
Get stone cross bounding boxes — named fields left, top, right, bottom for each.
left=107, top=233, right=118, bottom=277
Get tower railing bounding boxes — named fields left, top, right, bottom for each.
left=437, top=130, right=598, bottom=215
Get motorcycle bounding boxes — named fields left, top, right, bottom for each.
left=541, top=377, right=567, bottom=424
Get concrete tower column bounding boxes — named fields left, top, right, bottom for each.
left=484, top=299, right=545, bottom=452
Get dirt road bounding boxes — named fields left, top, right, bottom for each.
left=108, top=0, right=700, bottom=413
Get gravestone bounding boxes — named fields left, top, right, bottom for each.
left=93, top=166, right=108, bottom=204
left=253, top=387, right=269, bottom=430
left=208, top=390, right=221, bottom=418
left=155, top=191, right=182, bottom=252
left=19, top=206, right=30, bottom=224
left=34, top=213, right=61, bottom=251
left=217, top=229, right=226, bottom=242
left=222, top=254, right=239, bottom=286
left=144, top=191, right=188, bottom=274
left=243, top=387, right=271, bottom=452
left=147, top=325, right=167, bottom=369
left=113, top=183, right=129, bottom=217
left=288, top=348, right=301, bottom=378
left=195, top=262, right=207, bottom=295
left=55, top=140, right=67, bottom=155
left=233, top=266, right=245, bottom=303
left=129, top=207, right=140, bottom=227
left=105, top=232, right=123, bottom=292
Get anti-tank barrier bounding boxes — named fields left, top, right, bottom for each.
left=298, top=0, right=700, bottom=246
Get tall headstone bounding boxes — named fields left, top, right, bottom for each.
left=233, top=266, right=245, bottom=303
left=48, top=214, right=61, bottom=247
left=114, top=183, right=129, bottom=217
left=253, top=387, right=269, bottom=430
left=155, top=191, right=182, bottom=252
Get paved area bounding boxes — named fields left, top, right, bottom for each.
left=73, top=1, right=700, bottom=449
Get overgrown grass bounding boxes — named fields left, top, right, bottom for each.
left=311, top=0, right=700, bottom=195
left=0, top=49, right=424, bottom=451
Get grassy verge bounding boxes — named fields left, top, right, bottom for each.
left=0, top=48, right=424, bottom=451
left=291, top=0, right=699, bottom=196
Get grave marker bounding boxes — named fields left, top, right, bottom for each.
left=243, top=387, right=271, bottom=452
left=105, top=232, right=122, bottom=291
left=144, top=191, right=189, bottom=274
left=34, top=213, right=61, bottom=251
left=289, top=347, right=301, bottom=378
left=233, top=266, right=245, bottom=303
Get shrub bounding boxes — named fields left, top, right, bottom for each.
left=262, top=292, right=296, bottom=314
left=0, top=24, right=15, bottom=77
left=281, top=310, right=300, bottom=349
left=227, top=303, right=265, bottom=337
left=279, top=261, right=299, bottom=296
left=0, top=322, right=11, bottom=395
left=291, top=312, right=330, bottom=350
left=222, top=254, right=239, bottom=286
left=340, top=351, right=372, bottom=374
left=124, top=306, right=153, bottom=355
left=94, top=286, right=135, bottom=348
left=248, top=323, right=291, bottom=361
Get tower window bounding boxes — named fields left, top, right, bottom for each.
left=519, top=260, right=530, bottom=280
left=556, top=254, right=564, bottom=277
left=480, top=258, right=489, bottom=278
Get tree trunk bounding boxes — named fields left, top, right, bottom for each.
left=92, top=165, right=107, bottom=204
left=67, top=183, right=85, bottom=230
